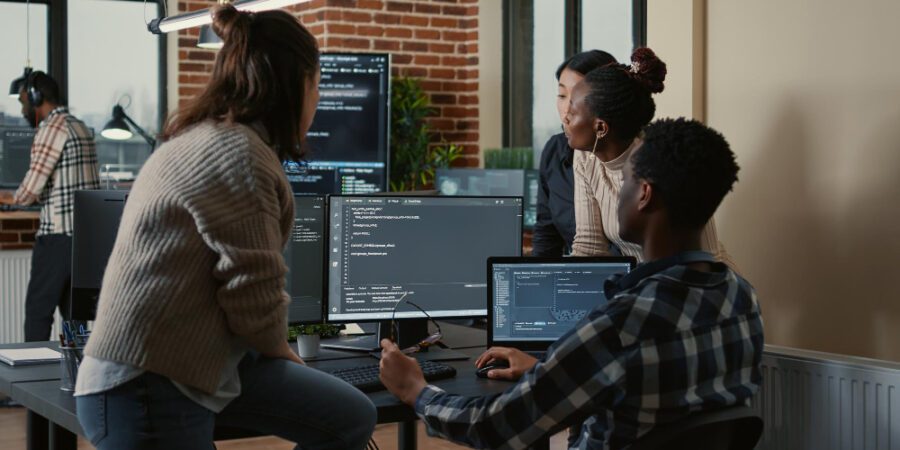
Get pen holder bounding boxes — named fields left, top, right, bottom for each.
left=59, top=345, right=84, bottom=392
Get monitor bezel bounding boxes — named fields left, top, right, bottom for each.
left=286, top=194, right=328, bottom=325
left=486, top=256, right=637, bottom=351
left=324, top=194, right=525, bottom=323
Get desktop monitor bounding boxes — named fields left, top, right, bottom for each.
left=71, top=191, right=326, bottom=324
left=487, top=257, right=636, bottom=352
left=71, top=190, right=129, bottom=320
left=326, top=195, right=523, bottom=346
left=285, top=53, right=390, bottom=195
left=435, top=168, right=539, bottom=229
left=284, top=195, right=326, bottom=324
left=0, top=126, right=35, bottom=189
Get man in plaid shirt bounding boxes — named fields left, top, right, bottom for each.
left=0, top=71, right=99, bottom=341
left=379, top=118, right=764, bottom=449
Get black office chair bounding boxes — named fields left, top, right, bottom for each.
left=629, top=405, right=763, bottom=450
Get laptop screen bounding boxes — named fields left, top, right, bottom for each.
left=490, top=259, right=634, bottom=345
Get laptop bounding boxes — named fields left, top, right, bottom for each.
left=487, top=256, right=636, bottom=356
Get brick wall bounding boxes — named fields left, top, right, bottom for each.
left=0, top=214, right=39, bottom=250
left=176, top=0, right=481, bottom=166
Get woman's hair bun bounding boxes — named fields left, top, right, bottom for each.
left=211, top=4, right=252, bottom=46
left=628, top=47, right=667, bottom=94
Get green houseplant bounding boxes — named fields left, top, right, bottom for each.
left=390, top=77, right=463, bottom=191
left=288, top=324, right=341, bottom=358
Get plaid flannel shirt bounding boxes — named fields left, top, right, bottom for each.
left=14, top=107, right=100, bottom=236
left=414, top=251, right=764, bottom=450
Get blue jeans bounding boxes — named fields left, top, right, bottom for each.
left=75, top=352, right=377, bottom=450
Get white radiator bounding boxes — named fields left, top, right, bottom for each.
left=0, top=250, right=61, bottom=344
left=753, top=345, right=900, bottom=450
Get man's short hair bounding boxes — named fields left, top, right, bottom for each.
left=631, top=118, right=740, bottom=229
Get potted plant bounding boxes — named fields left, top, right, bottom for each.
left=288, top=324, right=341, bottom=359
left=390, top=77, right=463, bottom=191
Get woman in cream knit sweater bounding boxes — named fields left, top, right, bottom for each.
left=74, top=6, right=376, bottom=449
left=566, top=48, right=735, bottom=268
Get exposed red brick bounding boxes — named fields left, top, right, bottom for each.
left=385, top=1, right=412, bottom=12
left=442, top=56, right=467, bottom=66
left=456, top=120, right=479, bottom=132
left=440, top=131, right=479, bottom=142
left=186, top=51, right=216, bottom=62
left=442, top=107, right=478, bottom=118
left=431, top=17, right=457, bottom=28
left=342, top=38, right=372, bottom=49
left=342, top=10, right=371, bottom=21
left=357, top=25, right=384, bottom=36
left=443, top=81, right=478, bottom=92
left=20, top=231, right=35, bottom=243
left=458, top=96, right=478, bottom=106
left=374, top=39, right=400, bottom=51
left=414, top=3, right=440, bottom=14
left=357, top=0, right=384, bottom=9
left=429, top=68, right=456, bottom=79
left=402, top=41, right=429, bottom=52
left=1, top=219, right=35, bottom=230
left=326, top=0, right=357, bottom=7
left=326, top=23, right=356, bottom=34
left=459, top=17, right=478, bottom=29
left=429, top=42, right=455, bottom=53
left=431, top=94, right=456, bottom=105
left=442, top=5, right=466, bottom=15
left=414, top=54, right=441, bottom=65
left=414, top=29, right=441, bottom=40
left=384, top=27, right=412, bottom=38
left=373, top=12, right=401, bottom=24
left=442, top=30, right=467, bottom=41
left=420, top=80, right=443, bottom=91
left=0, top=233, right=18, bottom=243
left=401, top=67, right=428, bottom=77
left=457, top=69, right=478, bottom=80
left=427, top=118, right=455, bottom=130
left=392, top=54, right=413, bottom=65
left=400, top=15, right=429, bottom=26
left=180, top=63, right=208, bottom=72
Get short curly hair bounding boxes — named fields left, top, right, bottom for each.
left=631, top=118, right=740, bottom=229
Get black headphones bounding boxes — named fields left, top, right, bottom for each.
left=24, top=71, right=44, bottom=108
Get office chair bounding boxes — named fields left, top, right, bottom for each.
left=629, top=405, right=763, bottom=450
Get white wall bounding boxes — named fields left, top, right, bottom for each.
left=651, top=0, right=900, bottom=361
left=478, top=0, right=503, bottom=163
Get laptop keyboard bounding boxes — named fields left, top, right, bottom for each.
left=326, top=359, right=457, bottom=393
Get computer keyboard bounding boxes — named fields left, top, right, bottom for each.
left=327, top=359, right=457, bottom=393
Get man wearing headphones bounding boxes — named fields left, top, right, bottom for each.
left=0, top=71, right=99, bottom=341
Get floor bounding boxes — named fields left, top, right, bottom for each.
left=0, top=406, right=567, bottom=449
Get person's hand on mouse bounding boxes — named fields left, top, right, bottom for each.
left=475, top=347, right=538, bottom=381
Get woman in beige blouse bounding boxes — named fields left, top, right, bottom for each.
left=565, top=47, right=735, bottom=267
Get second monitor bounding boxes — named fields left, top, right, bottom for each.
left=326, top=195, right=523, bottom=324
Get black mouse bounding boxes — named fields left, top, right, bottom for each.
left=475, top=361, right=510, bottom=378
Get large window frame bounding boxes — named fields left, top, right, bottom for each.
left=2, top=0, right=167, bottom=128
left=501, top=0, right=647, bottom=150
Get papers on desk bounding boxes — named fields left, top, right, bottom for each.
left=0, top=347, right=62, bottom=366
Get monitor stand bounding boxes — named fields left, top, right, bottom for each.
left=322, top=319, right=470, bottom=360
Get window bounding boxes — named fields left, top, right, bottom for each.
left=503, top=0, right=646, bottom=166
left=0, top=1, right=48, bottom=127
left=69, top=0, right=162, bottom=180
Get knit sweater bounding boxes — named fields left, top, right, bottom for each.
left=85, top=121, right=294, bottom=394
left=571, top=140, right=737, bottom=268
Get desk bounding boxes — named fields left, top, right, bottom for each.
left=0, top=327, right=515, bottom=450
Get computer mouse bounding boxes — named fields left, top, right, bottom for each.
left=475, top=361, right=510, bottom=379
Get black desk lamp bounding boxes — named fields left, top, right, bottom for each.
left=8, top=67, right=31, bottom=98
left=101, top=103, right=157, bottom=149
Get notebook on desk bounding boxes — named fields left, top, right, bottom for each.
left=487, top=256, right=635, bottom=357
left=0, top=347, right=61, bottom=366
